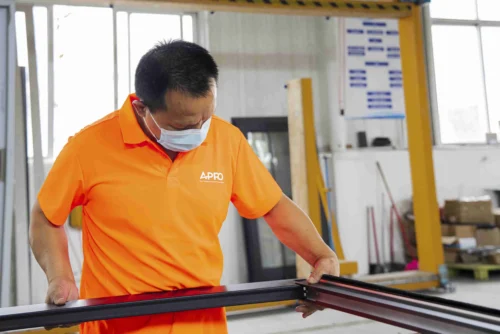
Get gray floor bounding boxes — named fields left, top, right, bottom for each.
left=227, top=275, right=500, bottom=334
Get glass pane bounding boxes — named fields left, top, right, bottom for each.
left=15, top=12, right=28, bottom=66
left=34, top=7, right=49, bottom=158
left=14, top=8, right=49, bottom=157
left=478, top=0, right=500, bottom=21
left=53, top=6, right=114, bottom=156
left=432, top=25, right=488, bottom=143
left=14, top=12, right=33, bottom=159
left=430, top=0, right=477, bottom=20
left=116, top=11, right=130, bottom=104
left=482, top=27, right=500, bottom=135
left=247, top=131, right=295, bottom=269
left=129, top=13, right=181, bottom=89
left=256, top=218, right=284, bottom=269
left=182, top=15, right=194, bottom=42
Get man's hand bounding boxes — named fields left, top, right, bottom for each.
left=46, top=276, right=79, bottom=305
left=295, top=256, right=340, bottom=318
left=45, top=276, right=80, bottom=330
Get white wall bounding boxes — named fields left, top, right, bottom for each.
left=207, top=12, right=409, bottom=284
left=207, top=12, right=333, bottom=284
left=334, top=147, right=500, bottom=276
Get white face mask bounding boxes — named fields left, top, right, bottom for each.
left=146, top=112, right=212, bottom=152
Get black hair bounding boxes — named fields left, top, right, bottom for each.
left=135, top=40, right=219, bottom=112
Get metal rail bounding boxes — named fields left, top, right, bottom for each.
left=0, top=276, right=499, bottom=333
left=0, top=280, right=301, bottom=332
left=300, top=276, right=500, bottom=334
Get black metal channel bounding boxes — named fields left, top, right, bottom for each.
left=0, top=279, right=302, bottom=332
left=321, top=275, right=500, bottom=318
left=300, top=276, right=500, bottom=334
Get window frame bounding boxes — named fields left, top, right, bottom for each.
left=427, top=1, right=500, bottom=146
left=17, top=2, right=197, bottom=159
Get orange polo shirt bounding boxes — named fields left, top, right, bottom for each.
left=37, top=94, right=283, bottom=334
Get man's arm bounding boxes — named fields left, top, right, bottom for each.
left=264, top=194, right=339, bottom=318
left=263, top=194, right=340, bottom=281
left=30, top=200, right=78, bottom=304
left=30, top=200, right=73, bottom=282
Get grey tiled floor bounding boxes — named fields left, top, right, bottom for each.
left=227, top=276, right=500, bottom=333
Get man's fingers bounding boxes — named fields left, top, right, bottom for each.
left=50, top=286, right=70, bottom=305
left=307, top=268, right=322, bottom=284
left=52, top=292, right=67, bottom=305
left=68, top=288, right=79, bottom=301
left=302, top=309, right=317, bottom=318
left=295, top=305, right=309, bottom=313
left=297, top=300, right=322, bottom=309
left=295, top=300, right=325, bottom=316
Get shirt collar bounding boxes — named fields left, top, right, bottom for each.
left=118, top=93, right=212, bottom=146
left=118, top=94, right=150, bottom=145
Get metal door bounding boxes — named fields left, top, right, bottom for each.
left=232, top=117, right=296, bottom=282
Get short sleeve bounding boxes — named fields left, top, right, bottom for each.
left=231, top=131, right=283, bottom=219
left=37, top=138, right=86, bottom=226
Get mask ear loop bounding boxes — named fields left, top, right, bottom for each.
left=143, top=107, right=161, bottom=141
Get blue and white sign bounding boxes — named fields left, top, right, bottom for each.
left=344, top=18, right=405, bottom=119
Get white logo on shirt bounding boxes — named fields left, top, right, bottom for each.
left=200, top=171, right=224, bottom=183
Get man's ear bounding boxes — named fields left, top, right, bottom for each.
left=132, top=100, right=147, bottom=118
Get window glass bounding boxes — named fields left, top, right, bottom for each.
left=430, top=0, right=477, bottom=20
left=15, top=8, right=49, bottom=157
left=477, top=0, right=500, bottom=21
left=182, top=15, right=194, bottom=42
left=53, top=6, right=114, bottom=156
left=116, top=11, right=130, bottom=104
left=432, top=25, right=488, bottom=143
left=34, top=7, right=49, bottom=158
left=482, top=27, right=500, bottom=135
left=129, top=13, right=181, bottom=91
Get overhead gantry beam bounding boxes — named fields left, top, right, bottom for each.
left=122, top=0, right=414, bottom=18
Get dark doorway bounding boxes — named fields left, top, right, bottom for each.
left=232, top=117, right=296, bottom=282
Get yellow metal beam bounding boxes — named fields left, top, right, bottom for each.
left=389, top=280, right=439, bottom=291
left=126, top=0, right=413, bottom=18
left=399, top=6, right=444, bottom=275
left=287, top=78, right=358, bottom=279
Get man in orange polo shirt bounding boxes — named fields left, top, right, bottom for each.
left=29, top=40, right=339, bottom=334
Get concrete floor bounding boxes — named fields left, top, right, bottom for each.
left=227, top=275, right=500, bottom=334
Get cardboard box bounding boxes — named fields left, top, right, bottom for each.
left=444, top=249, right=459, bottom=264
left=441, top=225, right=476, bottom=238
left=441, top=224, right=451, bottom=236
left=476, top=227, right=500, bottom=247
left=494, top=209, right=500, bottom=228
left=453, top=225, right=477, bottom=238
left=488, top=251, right=500, bottom=265
left=444, top=199, right=494, bottom=224
left=460, top=252, right=481, bottom=264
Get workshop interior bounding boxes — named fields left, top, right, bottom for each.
left=1, top=0, right=500, bottom=333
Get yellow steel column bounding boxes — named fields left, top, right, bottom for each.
left=399, top=5, right=443, bottom=275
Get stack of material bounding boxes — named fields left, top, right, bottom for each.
left=494, top=209, right=500, bottom=228
left=442, top=197, right=500, bottom=264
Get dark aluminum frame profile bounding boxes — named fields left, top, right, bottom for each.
left=0, top=276, right=499, bottom=333
left=300, top=275, right=500, bottom=334
left=0, top=279, right=302, bottom=332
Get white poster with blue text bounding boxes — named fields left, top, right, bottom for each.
left=344, top=18, right=405, bottom=120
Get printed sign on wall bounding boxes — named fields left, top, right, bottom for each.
left=344, top=18, right=405, bottom=120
